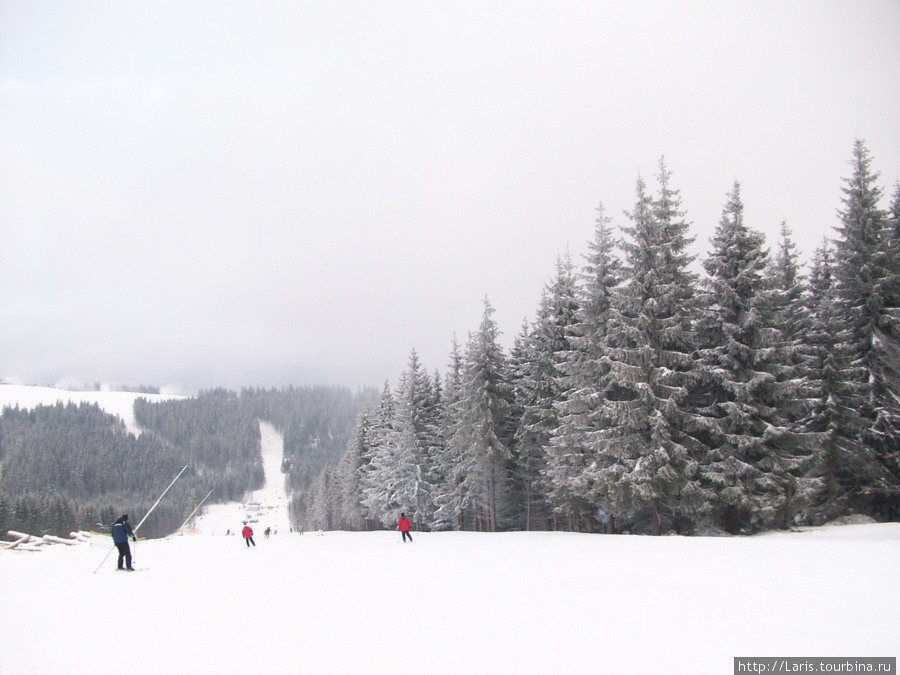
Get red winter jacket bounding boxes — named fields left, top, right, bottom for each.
left=398, top=517, right=411, bottom=532
left=242, top=525, right=253, bottom=538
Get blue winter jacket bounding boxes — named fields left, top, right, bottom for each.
left=111, top=520, right=134, bottom=544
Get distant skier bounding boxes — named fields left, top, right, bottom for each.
left=264, top=527, right=271, bottom=539
left=242, top=523, right=256, bottom=547
left=398, top=513, right=413, bottom=543
left=111, top=514, right=136, bottom=571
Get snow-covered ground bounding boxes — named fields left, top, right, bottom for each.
left=2, top=523, right=898, bottom=674
left=2, top=386, right=898, bottom=673
left=0, top=383, right=185, bottom=435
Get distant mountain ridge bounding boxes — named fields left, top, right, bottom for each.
left=0, top=384, right=185, bottom=435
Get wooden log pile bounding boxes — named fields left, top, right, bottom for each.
left=1, top=530, right=93, bottom=552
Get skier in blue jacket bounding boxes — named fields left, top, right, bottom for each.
left=112, top=514, right=136, bottom=571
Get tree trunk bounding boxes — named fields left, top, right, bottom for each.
left=724, top=505, right=739, bottom=535
left=827, top=446, right=836, bottom=504
left=525, top=484, right=532, bottom=532
left=489, top=468, right=498, bottom=532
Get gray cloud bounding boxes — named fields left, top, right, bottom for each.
left=2, top=1, right=899, bottom=392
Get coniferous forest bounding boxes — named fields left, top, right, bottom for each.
left=1, top=140, right=898, bottom=538
left=0, top=387, right=377, bottom=538
left=311, top=140, right=900, bottom=535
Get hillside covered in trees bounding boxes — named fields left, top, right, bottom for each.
left=3, top=140, right=897, bottom=539
left=0, top=387, right=376, bottom=538
left=307, top=140, right=900, bottom=536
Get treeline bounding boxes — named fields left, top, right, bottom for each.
left=0, top=402, right=199, bottom=538
left=133, top=388, right=265, bottom=503
left=0, top=386, right=376, bottom=538
left=305, top=140, right=900, bottom=535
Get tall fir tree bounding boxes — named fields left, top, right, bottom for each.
left=424, top=369, right=447, bottom=527
left=306, top=466, right=339, bottom=530
left=432, top=337, right=468, bottom=530
left=593, top=164, right=706, bottom=534
left=337, top=411, right=376, bottom=530
left=548, top=203, right=621, bottom=531
left=800, top=241, right=891, bottom=519
left=511, top=255, right=579, bottom=530
left=889, top=182, right=900, bottom=245
left=390, top=350, right=439, bottom=530
left=359, top=382, right=404, bottom=527
left=695, top=182, right=813, bottom=533
left=767, top=221, right=815, bottom=427
left=451, top=299, right=516, bottom=531
left=832, top=140, right=900, bottom=517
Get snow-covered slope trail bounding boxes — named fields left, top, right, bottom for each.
left=0, top=383, right=184, bottom=435
left=1, top=524, right=898, bottom=675
left=190, top=420, right=293, bottom=537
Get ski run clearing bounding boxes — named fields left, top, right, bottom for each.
left=1, top=385, right=899, bottom=673
left=0, top=383, right=184, bottom=436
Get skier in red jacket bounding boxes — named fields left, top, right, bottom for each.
left=242, top=523, right=255, bottom=547
left=398, top=513, right=413, bottom=543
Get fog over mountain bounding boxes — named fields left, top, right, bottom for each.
left=2, top=2, right=898, bottom=392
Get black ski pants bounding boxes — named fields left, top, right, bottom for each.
left=401, top=530, right=413, bottom=543
left=116, top=542, right=132, bottom=570
left=245, top=536, right=255, bottom=547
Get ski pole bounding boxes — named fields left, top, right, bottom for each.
left=93, top=544, right=116, bottom=574
left=133, top=465, right=188, bottom=535
left=178, top=489, right=213, bottom=533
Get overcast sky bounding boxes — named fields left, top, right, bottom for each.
left=1, top=1, right=899, bottom=394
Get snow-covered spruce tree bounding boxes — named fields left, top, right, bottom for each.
left=890, top=182, right=900, bottom=244
left=832, top=140, right=900, bottom=517
left=508, top=320, right=532, bottom=526
left=765, top=222, right=820, bottom=435
left=450, top=299, right=516, bottom=531
left=592, top=165, right=707, bottom=535
left=510, top=255, right=579, bottom=530
left=799, top=241, right=890, bottom=521
left=548, top=203, right=622, bottom=531
left=359, top=382, right=403, bottom=527
left=695, top=182, right=814, bottom=533
left=424, top=368, right=448, bottom=528
left=336, top=410, right=376, bottom=530
left=389, top=350, right=440, bottom=530
left=432, top=336, right=471, bottom=530
left=305, top=465, right=339, bottom=531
